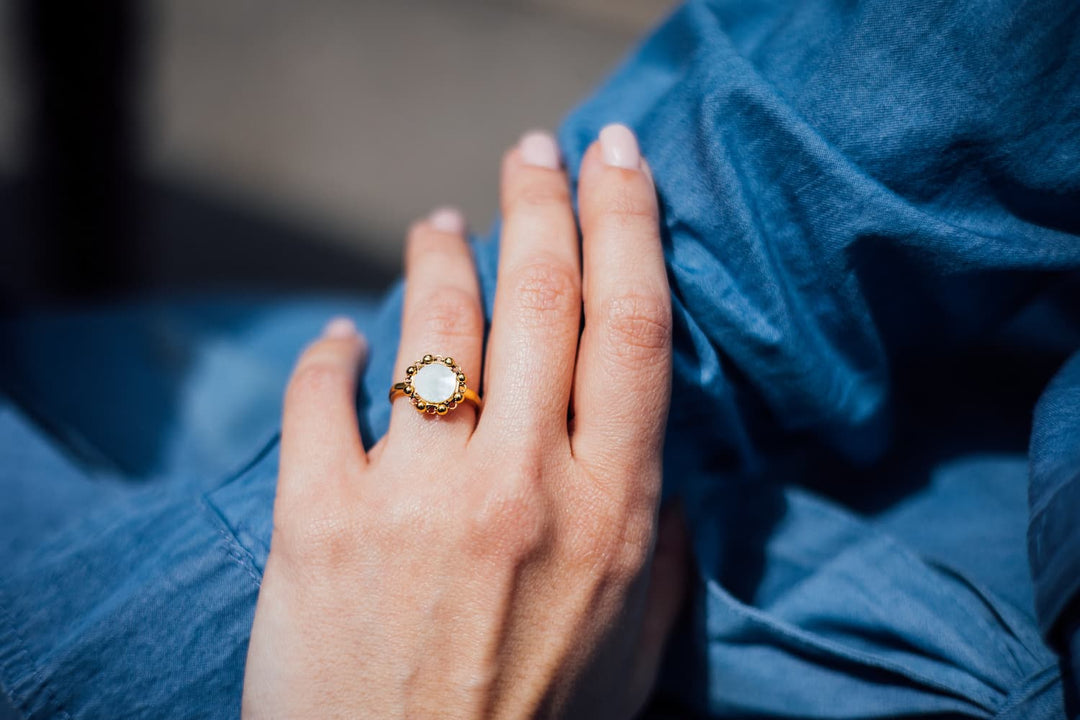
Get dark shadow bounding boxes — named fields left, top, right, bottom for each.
left=1, top=0, right=398, bottom=309
left=143, top=179, right=397, bottom=295
left=0, top=691, right=19, bottom=720
left=14, top=0, right=144, bottom=301
left=0, top=173, right=396, bottom=478
left=0, top=176, right=398, bottom=311
left=798, top=339, right=1076, bottom=518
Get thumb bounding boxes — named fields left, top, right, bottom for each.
left=629, top=501, right=690, bottom=710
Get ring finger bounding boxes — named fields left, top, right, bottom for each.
left=386, top=207, right=485, bottom=449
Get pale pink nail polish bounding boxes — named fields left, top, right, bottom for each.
left=519, top=130, right=561, bottom=169
left=429, top=206, right=466, bottom=234
left=599, top=123, right=641, bottom=170
left=323, top=316, right=356, bottom=339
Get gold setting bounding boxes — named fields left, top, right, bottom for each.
left=388, top=353, right=482, bottom=417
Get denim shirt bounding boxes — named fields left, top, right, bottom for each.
left=2, top=0, right=1080, bottom=717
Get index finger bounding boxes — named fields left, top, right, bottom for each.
left=571, top=127, right=671, bottom=488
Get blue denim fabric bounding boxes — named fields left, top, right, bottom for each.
left=1030, top=352, right=1080, bottom=642
left=3, top=0, right=1080, bottom=717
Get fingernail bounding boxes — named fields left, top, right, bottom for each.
left=519, top=130, right=561, bottom=169
left=429, top=206, right=466, bottom=234
left=323, top=316, right=356, bottom=339
left=599, top=123, right=641, bottom=170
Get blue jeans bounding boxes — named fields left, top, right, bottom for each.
left=3, top=0, right=1080, bottom=717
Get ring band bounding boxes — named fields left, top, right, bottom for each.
left=388, top=354, right=482, bottom=416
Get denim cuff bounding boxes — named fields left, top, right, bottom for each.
left=1028, top=351, right=1080, bottom=652
left=1029, top=470, right=1080, bottom=644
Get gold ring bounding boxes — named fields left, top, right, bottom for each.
left=388, top=354, right=482, bottom=416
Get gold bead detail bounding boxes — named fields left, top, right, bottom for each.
left=457, top=373, right=466, bottom=383
left=406, top=365, right=416, bottom=376
left=453, top=392, right=463, bottom=403
left=436, top=403, right=448, bottom=415
left=422, top=354, right=433, bottom=364
left=403, top=384, right=413, bottom=396
left=415, top=400, right=427, bottom=411
left=444, top=357, right=454, bottom=366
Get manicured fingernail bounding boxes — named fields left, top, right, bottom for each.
left=429, top=206, right=466, bottom=234
left=519, top=130, right=561, bottom=169
left=599, top=123, right=641, bottom=170
left=323, top=316, right=356, bottom=339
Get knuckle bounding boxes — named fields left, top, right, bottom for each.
left=286, top=359, right=346, bottom=405
left=506, top=262, right=580, bottom=325
left=590, top=185, right=658, bottom=235
left=566, top=508, right=652, bottom=583
left=467, top=470, right=551, bottom=561
left=377, top=492, right=436, bottom=540
left=505, top=181, right=572, bottom=216
left=275, top=502, right=362, bottom=571
left=613, top=516, right=654, bottom=579
left=597, top=293, right=671, bottom=362
left=410, top=286, right=483, bottom=341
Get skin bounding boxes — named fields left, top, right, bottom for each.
left=242, top=129, right=688, bottom=719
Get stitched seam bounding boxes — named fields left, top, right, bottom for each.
left=992, top=663, right=1060, bottom=718
left=703, top=577, right=995, bottom=711
left=199, top=494, right=264, bottom=586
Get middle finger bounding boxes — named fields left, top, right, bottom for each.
left=479, top=131, right=581, bottom=445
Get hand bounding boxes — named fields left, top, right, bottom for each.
left=242, top=125, right=688, bottom=719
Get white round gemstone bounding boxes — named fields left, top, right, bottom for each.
left=412, top=363, right=457, bottom=404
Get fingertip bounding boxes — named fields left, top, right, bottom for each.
left=598, top=123, right=642, bottom=170
left=577, top=128, right=660, bottom=231
left=405, top=208, right=473, bottom=275
left=498, top=130, right=575, bottom=218
left=428, top=206, right=467, bottom=235
left=321, top=317, right=368, bottom=357
left=577, top=131, right=654, bottom=199
left=518, top=129, right=561, bottom=169
left=309, top=319, right=368, bottom=379
left=323, top=316, right=357, bottom=339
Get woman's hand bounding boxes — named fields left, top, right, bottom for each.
left=242, top=125, right=687, bottom=720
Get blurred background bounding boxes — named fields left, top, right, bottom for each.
left=0, top=0, right=676, bottom=308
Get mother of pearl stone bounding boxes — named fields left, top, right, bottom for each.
left=412, top=363, right=458, bottom=404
